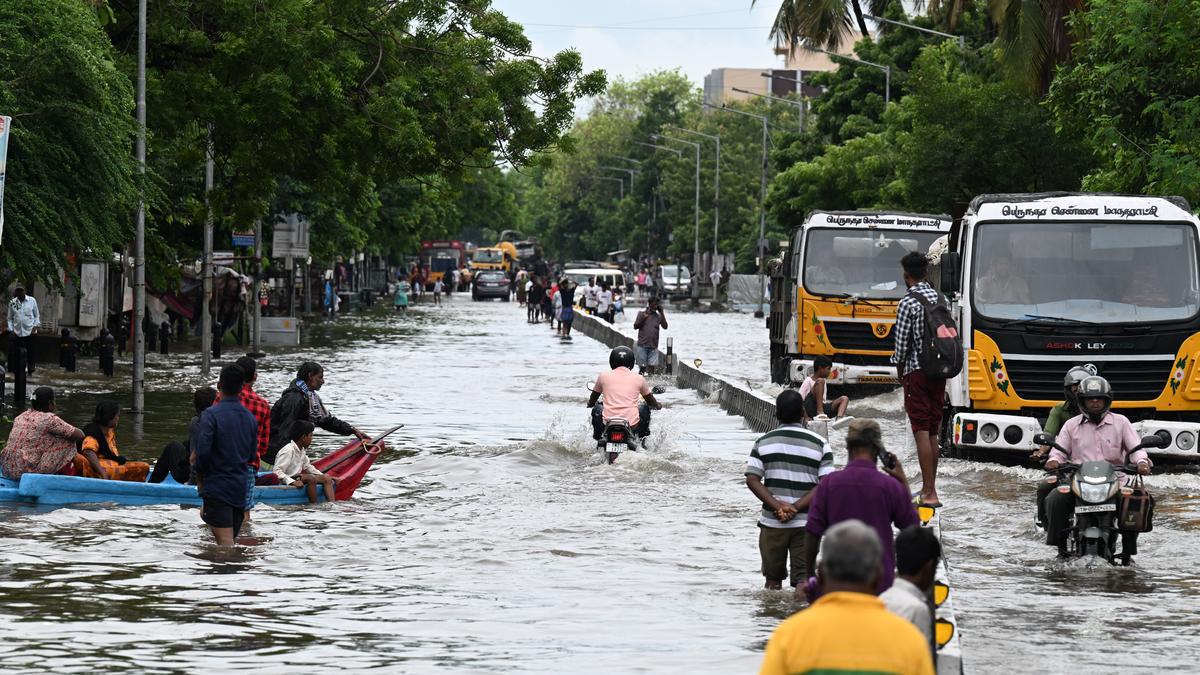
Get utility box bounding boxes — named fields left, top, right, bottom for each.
left=259, top=316, right=300, bottom=347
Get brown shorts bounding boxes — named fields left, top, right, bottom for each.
left=903, top=369, right=946, bottom=434
left=758, top=524, right=807, bottom=587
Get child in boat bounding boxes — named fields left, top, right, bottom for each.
left=272, top=421, right=336, bottom=503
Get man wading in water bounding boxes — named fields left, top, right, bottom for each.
left=192, top=364, right=257, bottom=546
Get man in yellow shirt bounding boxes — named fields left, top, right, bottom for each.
left=759, top=520, right=935, bottom=675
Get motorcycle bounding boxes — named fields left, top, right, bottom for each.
left=1033, top=431, right=1166, bottom=565
left=587, top=382, right=665, bottom=464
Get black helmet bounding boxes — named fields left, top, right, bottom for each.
left=1077, top=375, right=1112, bottom=423
left=1063, top=364, right=1097, bottom=409
left=609, top=346, right=635, bottom=370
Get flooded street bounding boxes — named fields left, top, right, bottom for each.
left=1, top=296, right=1200, bottom=673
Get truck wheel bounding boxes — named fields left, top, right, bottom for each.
left=939, top=406, right=962, bottom=459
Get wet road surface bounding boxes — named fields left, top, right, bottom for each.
left=1, top=295, right=1199, bottom=673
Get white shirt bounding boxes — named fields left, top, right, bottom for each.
left=597, top=290, right=613, bottom=313
left=272, top=441, right=324, bottom=484
left=7, top=295, right=39, bottom=337
left=525, top=280, right=533, bottom=292
left=880, top=578, right=933, bottom=645
left=433, top=280, right=444, bottom=293
left=585, top=285, right=599, bottom=307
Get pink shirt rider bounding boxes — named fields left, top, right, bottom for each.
left=1051, top=411, right=1152, bottom=478
left=595, top=367, right=650, bottom=426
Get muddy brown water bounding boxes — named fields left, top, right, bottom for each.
left=0, top=296, right=1198, bottom=673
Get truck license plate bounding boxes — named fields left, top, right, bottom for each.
left=1075, top=503, right=1116, bottom=514
left=857, top=375, right=898, bottom=384
left=606, top=443, right=624, bottom=453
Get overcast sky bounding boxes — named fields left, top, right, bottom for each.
left=491, top=1, right=786, bottom=98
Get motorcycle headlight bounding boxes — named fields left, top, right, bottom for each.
left=1078, top=481, right=1112, bottom=503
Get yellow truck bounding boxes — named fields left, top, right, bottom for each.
left=470, top=245, right=514, bottom=273
left=930, top=192, right=1200, bottom=460
left=768, top=210, right=952, bottom=385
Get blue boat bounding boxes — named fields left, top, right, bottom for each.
left=0, top=426, right=401, bottom=507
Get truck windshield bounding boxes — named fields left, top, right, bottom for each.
left=474, top=249, right=503, bottom=263
left=428, top=253, right=459, bottom=273
left=803, top=228, right=944, bottom=299
left=973, top=221, right=1200, bottom=324
left=661, top=266, right=690, bottom=280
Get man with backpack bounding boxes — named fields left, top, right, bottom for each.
left=891, top=252, right=962, bottom=509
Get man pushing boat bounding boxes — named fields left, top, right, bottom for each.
left=266, top=361, right=369, bottom=467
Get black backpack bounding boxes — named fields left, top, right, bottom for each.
left=911, top=290, right=963, bottom=379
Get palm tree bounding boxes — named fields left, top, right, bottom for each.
left=754, top=0, right=892, bottom=52
left=987, top=0, right=1084, bottom=94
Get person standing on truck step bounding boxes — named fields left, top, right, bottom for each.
left=799, top=355, right=850, bottom=425
left=633, top=296, right=668, bottom=375
left=892, top=251, right=950, bottom=509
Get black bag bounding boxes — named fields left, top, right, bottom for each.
left=1117, top=475, right=1155, bottom=533
left=912, top=290, right=963, bottom=379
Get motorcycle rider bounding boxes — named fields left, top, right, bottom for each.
left=587, top=346, right=662, bottom=443
left=1034, top=363, right=1098, bottom=527
left=1043, top=375, right=1151, bottom=563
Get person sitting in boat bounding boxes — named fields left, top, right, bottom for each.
left=0, top=387, right=85, bottom=479
left=73, top=400, right=151, bottom=482
left=266, top=361, right=368, bottom=466
left=149, top=386, right=216, bottom=484
left=273, top=420, right=336, bottom=503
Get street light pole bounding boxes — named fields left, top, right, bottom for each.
left=732, top=87, right=805, bottom=133
left=592, top=175, right=624, bottom=199
left=202, top=130, right=213, bottom=376
left=703, top=103, right=770, bottom=317
left=654, top=134, right=701, bottom=301
left=132, top=0, right=146, bottom=413
left=667, top=126, right=721, bottom=300
left=757, top=73, right=808, bottom=132
left=802, top=43, right=891, bottom=106
left=865, top=14, right=964, bottom=48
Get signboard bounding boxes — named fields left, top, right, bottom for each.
left=212, top=250, right=234, bottom=265
left=0, top=115, right=10, bottom=242
left=272, top=213, right=310, bottom=258
left=232, top=232, right=255, bottom=248
left=78, top=262, right=104, bottom=327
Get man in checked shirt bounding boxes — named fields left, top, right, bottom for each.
left=890, top=252, right=947, bottom=508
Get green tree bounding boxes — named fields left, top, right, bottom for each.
left=1047, top=0, right=1200, bottom=205
left=0, top=0, right=142, bottom=286
left=755, top=0, right=891, bottom=51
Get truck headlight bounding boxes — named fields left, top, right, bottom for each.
left=980, top=423, right=999, bottom=444
left=1177, top=430, right=1196, bottom=452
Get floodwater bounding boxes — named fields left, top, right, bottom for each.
left=1, top=295, right=1199, bottom=673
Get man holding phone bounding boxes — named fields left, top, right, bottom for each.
left=633, top=296, right=668, bottom=375
left=804, top=419, right=919, bottom=596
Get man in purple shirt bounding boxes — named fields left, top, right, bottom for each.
left=805, top=419, right=920, bottom=595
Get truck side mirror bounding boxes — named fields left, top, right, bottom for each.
left=940, top=252, right=961, bottom=295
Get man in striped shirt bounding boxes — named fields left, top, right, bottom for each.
left=745, top=389, right=835, bottom=590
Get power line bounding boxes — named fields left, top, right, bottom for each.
left=523, top=24, right=771, bottom=31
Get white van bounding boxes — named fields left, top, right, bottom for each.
left=563, top=268, right=625, bottom=293
left=656, top=265, right=691, bottom=298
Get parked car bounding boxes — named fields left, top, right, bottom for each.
left=472, top=270, right=510, bottom=301
left=656, top=265, right=692, bottom=298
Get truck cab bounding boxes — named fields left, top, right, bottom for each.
left=935, top=192, right=1200, bottom=460
left=769, top=211, right=951, bottom=386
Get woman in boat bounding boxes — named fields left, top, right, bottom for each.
left=0, top=387, right=85, bottom=479
left=73, top=400, right=151, bottom=482
left=266, top=361, right=368, bottom=466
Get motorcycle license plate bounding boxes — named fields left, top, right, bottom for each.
left=1075, top=503, right=1116, bottom=514
left=605, top=443, right=624, bottom=454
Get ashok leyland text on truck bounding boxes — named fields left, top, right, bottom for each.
left=932, top=192, right=1200, bottom=460
left=768, top=211, right=952, bottom=386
